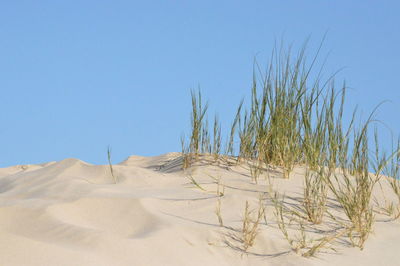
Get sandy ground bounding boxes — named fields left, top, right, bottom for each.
left=0, top=153, right=399, bottom=266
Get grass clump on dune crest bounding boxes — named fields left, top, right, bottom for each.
left=189, top=89, right=209, bottom=156
left=181, top=90, right=208, bottom=169
left=181, top=90, right=224, bottom=169
left=182, top=39, right=337, bottom=178
left=180, top=38, right=400, bottom=256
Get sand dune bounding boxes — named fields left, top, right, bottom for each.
left=0, top=153, right=399, bottom=265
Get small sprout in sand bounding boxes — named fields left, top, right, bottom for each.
left=107, top=145, right=118, bottom=184
left=206, top=173, right=225, bottom=196
left=303, top=168, right=328, bottom=224
left=215, top=198, right=224, bottom=227
left=216, top=176, right=225, bottom=197
left=241, top=199, right=265, bottom=251
left=187, top=174, right=207, bottom=191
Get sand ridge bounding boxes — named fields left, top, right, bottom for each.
left=0, top=153, right=399, bottom=265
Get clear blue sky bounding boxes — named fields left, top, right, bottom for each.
left=0, top=1, right=399, bottom=166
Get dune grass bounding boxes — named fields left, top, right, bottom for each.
left=186, top=174, right=207, bottom=192
left=182, top=40, right=337, bottom=178
left=181, top=90, right=224, bottom=169
left=384, top=138, right=400, bottom=218
left=180, top=39, right=400, bottom=256
left=241, top=199, right=265, bottom=251
left=107, top=146, right=118, bottom=184
left=215, top=198, right=224, bottom=227
left=303, top=167, right=328, bottom=224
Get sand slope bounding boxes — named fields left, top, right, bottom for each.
left=0, top=153, right=399, bottom=266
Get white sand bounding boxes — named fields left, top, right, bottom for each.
left=0, top=153, right=399, bottom=265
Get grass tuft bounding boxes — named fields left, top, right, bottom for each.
left=107, top=146, right=117, bottom=184
left=241, top=199, right=265, bottom=251
left=180, top=38, right=400, bottom=256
